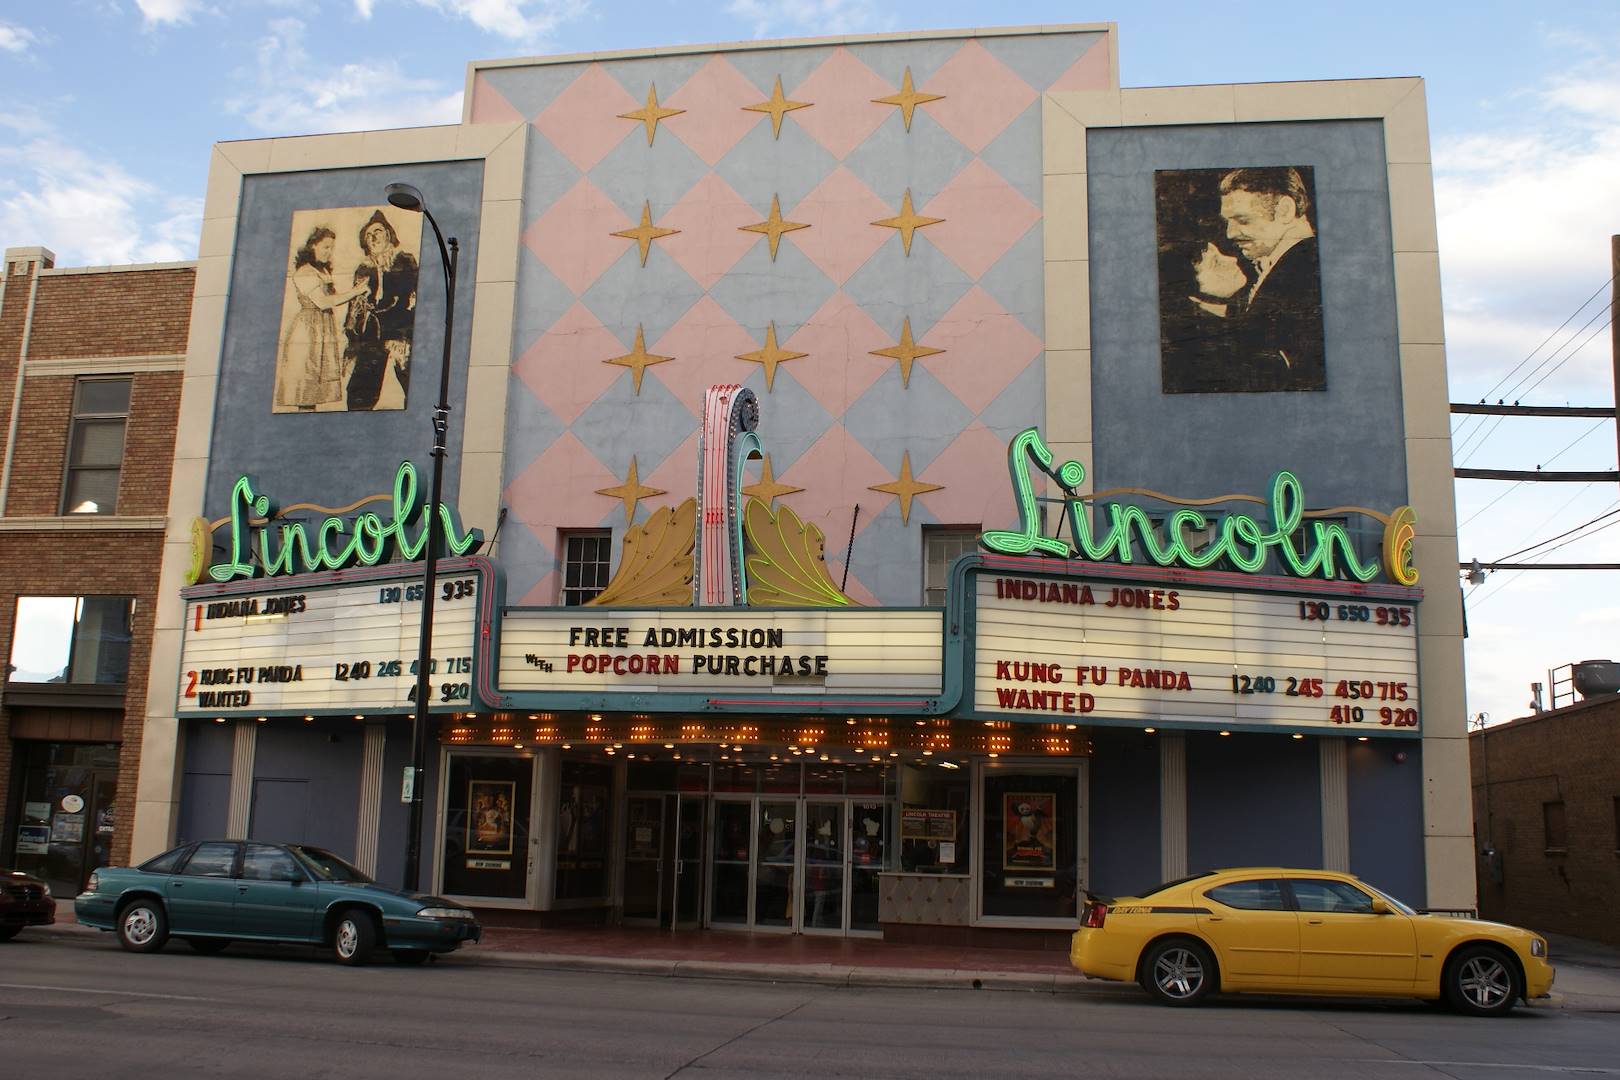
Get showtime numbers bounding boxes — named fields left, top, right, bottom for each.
left=1297, top=601, right=1413, bottom=628
left=377, top=579, right=474, bottom=605
left=1334, top=679, right=1409, bottom=701
left=1230, top=674, right=1325, bottom=698
left=1329, top=705, right=1419, bottom=726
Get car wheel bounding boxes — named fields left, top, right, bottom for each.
left=186, top=937, right=231, bottom=955
left=1446, top=945, right=1520, bottom=1017
left=333, top=911, right=377, bottom=966
left=391, top=949, right=430, bottom=966
left=1141, top=938, right=1217, bottom=1006
left=0, top=924, right=21, bottom=942
left=117, top=899, right=169, bottom=953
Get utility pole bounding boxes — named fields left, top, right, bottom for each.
left=1611, top=233, right=1618, bottom=494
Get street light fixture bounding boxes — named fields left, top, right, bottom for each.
left=386, top=181, right=458, bottom=891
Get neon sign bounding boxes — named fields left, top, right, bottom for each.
left=205, top=461, right=483, bottom=582
left=980, top=428, right=1418, bottom=586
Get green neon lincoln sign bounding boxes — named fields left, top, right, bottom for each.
left=206, top=461, right=483, bottom=582
left=980, top=428, right=1418, bottom=585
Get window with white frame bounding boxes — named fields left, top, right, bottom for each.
left=61, top=377, right=131, bottom=515
left=922, top=526, right=980, bottom=606
left=560, top=530, right=612, bottom=606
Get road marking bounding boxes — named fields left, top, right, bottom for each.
left=1361, top=1062, right=1620, bottom=1076
left=0, top=982, right=211, bottom=1002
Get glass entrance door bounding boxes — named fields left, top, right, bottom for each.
left=706, top=796, right=889, bottom=935
left=622, top=795, right=665, bottom=923
left=670, top=795, right=705, bottom=928
left=801, top=801, right=845, bottom=932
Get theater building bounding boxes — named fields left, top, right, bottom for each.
left=131, top=23, right=1471, bottom=942
left=0, top=246, right=192, bottom=898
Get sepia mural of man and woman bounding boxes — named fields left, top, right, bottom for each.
left=273, top=205, right=422, bottom=413
left=1156, top=165, right=1326, bottom=394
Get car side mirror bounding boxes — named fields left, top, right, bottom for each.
left=1370, top=898, right=1390, bottom=915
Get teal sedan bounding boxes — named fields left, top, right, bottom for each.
left=75, top=840, right=480, bottom=965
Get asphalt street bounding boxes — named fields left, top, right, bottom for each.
left=1, top=931, right=1616, bottom=1079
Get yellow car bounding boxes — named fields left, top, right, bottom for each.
left=1070, top=868, right=1554, bottom=1016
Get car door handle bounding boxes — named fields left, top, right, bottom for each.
left=1206, top=916, right=1222, bottom=922
left=171, top=881, right=184, bottom=888
left=1307, top=918, right=1324, bottom=925
left=238, top=885, right=249, bottom=893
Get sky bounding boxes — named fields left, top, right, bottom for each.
left=1, top=0, right=1617, bottom=729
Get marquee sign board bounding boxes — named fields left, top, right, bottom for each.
left=177, top=560, right=488, bottom=716
left=971, top=570, right=1420, bottom=735
left=496, top=608, right=944, bottom=703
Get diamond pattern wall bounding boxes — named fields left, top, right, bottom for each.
left=478, top=31, right=1113, bottom=604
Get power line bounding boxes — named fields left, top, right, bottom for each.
left=1493, top=502, right=1620, bottom=563
left=1454, top=318, right=1614, bottom=468
left=1470, top=513, right=1620, bottom=609
left=1451, top=273, right=1614, bottom=444
left=1517, top=311, right=1614, bottom=400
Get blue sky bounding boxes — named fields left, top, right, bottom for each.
left=2, top=0, right=1618, bottom=727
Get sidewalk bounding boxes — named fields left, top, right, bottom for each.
left=40, top=900, right=1620, bottom=1007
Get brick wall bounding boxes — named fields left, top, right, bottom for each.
left=0, top=259, right=190, bottom=874
left=27, top=269, right=192, bottom=359
left=1470, top=696, right=1620, bottom=946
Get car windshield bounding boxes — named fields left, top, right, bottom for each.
left=1361, top=880, right=1417, bottom=916
left=291, top=846, right=374, bottom=884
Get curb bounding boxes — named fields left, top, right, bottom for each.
left=455, top=947, right=1099, bottom=993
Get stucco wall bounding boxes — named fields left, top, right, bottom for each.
left=204, top=161, right=484, bottom=516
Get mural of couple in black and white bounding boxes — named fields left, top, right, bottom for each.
left=1156, top=166, right=1325, bottom=394
left=273, top=205, right=421, bottom=413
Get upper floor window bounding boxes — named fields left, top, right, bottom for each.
left=62, top=377, right=131, bottom=515
left=923, top=527, right=980, bottom=606
left=561, top=530, right=612, bottom=606
left=6, top=595, right=134, bottom=686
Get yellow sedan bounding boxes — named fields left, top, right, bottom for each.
left=1070, top=868, right=1554, bottom=1016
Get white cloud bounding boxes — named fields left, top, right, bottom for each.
left=0, top=22, right=39, bottom=53
left=225, top=18, right=462, bottom=135
left=0, top=114, right=203, bottom=266
left=1434, top=56, right=1620, bottom=401
left=133, top=0, right=206, bottom=26
left=726, top=0, right=891, bottom=38
left=350, top=1, right=588, bottom=43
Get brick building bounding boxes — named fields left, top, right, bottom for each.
left=1470, top=693, right=1620, bottom=946
left=0, top=245, right=191, bottom=897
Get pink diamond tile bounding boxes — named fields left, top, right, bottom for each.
left=836, top=570, right=879, bottom=607
left=664, top=56, right=767, bottom=166
left=788, top=168, right=891, bottom=286
left=519, top=568, right=559, bottom=606
left=513, top=302, right=626, bottom=426
left=778, top=424, right=894, bottom=539
left=922, top=159, right=1041, bottom=281
left=470, top=73, right=525, bottom=123
left=1051, top=38, right=1112, bottom=91
left=522, top=177, right=632, bottom=296
left=644, top=431, right=699, bottom=507
left=650, top=297, right=762, bottom=416
left=920, top=286, right=1043, bottom=415
left=504, top=430, right=619, bottom=531
left=783, top=293, right=891, bottom=417
left=533, top=63, right=640, bottom=172
left=788, top=48, right=893, bottom=161
left=658, top=173, right=764, bottom=292
left=915, top=422, right=1018, bottom=531
left=922, top=41, right=1037, bottom=153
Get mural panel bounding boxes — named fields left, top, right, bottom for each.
left=1156, top=166, right=1325, bottom=394
left=273, top=205, right=422, bottom=413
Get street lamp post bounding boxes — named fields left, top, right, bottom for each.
left=385, top=181, right=457, bottom=892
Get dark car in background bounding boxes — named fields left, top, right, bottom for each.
left=75, top=840, right=480, bottom=965
left=1, top=869, right=56, bottom=940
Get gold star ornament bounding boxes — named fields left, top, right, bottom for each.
left=605, top=325, right=673, bottom=393
left=872, top=67, right=943, bottom=131
left=596, top=456, right=665, bottom=523
left=611, top=201, right=680, bottom=266
left=742, top=75, right=811, bottom=138
left=618, top=83, right=685, bottom=145
left=735, top=322, right=806, bottom=391
left=739, top=194, right=810, bottom=261
left=868, top=451, right=943, bottom=525
left=740, top=454, right=804, bottom=507
left=870, top=316, right=944, bottom=387
left=871, top=188, right=943, bottom=256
